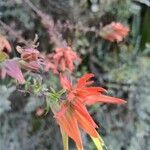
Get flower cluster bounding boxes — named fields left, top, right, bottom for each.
left=44, top=47, right=81, bottom=74
left=0, top=38, right=81, bottom=86
left=100, top=22, right=129, bottom=42
left=55, top=73, right=125, bottom=149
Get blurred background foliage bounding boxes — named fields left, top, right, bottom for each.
left=0, top=0, right=150, bottom=150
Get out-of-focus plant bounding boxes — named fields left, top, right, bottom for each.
left=0, top=1, right=129, bottom=148
left=0, top=0, right=149, bottom=150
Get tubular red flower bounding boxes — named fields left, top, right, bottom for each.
left=100, top=22, right=129, bottom=42
left=55, top=103, right=83, bottom=149
left=56, top=73, right=126, bottom=149
left=43, top=47, right=81, bottom=74
left=60, top=73, right=126, bottom=104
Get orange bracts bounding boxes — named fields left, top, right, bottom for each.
left=100, top=22, right=129, bottom=42
left=56, top=73, right=126, bottom=149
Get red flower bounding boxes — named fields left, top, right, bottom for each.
left=46, top=47, right=81, bottom=73
left=55, top=100, right=102, bottom=149
left=56, top=73, right=126, bottom=149
left=60, top=73, right=125, bottom=105
left=100, top=22, right=129, bottom=42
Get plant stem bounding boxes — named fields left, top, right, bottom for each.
left=60, top=128, right=68, bottom=150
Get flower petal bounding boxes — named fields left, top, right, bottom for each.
left=82, top=87, right=107, bottom=94
left=85, top=95, right=126, bottom=105
left=76, top=73, right=94, bottom=88
left=73, top=100, right=98, bottom=128
left=55, top=109, right=83, bottom=149
left=59, top=74, right=72, bottom=90
left=74, top=107, right=99, bottom=138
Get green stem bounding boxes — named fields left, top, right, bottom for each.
left=60, top=128, right=69, bottom=150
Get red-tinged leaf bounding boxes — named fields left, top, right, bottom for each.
left=59, top=74, right=72, bottom=91
left=85, top=95, right=126, bottom=105
left=4, top=60, right=25, bottom=84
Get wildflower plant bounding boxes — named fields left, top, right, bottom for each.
left=0, top=17, right=128, bottom=149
